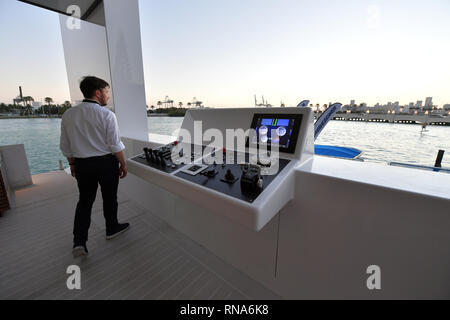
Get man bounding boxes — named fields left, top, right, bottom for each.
left=60, top=76, right=130, bottom=258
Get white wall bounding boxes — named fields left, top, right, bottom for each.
left=275, top=169, right=450, bottom=299
left=120, top=137, right=450, bottom=299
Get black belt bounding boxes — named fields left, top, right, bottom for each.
left=75, top=154, right=114, bottom=161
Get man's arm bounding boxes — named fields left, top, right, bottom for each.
left=114, top=150, right=127, bottom=179
left=67, top=157, right=76, bottom=177
left=60, top=117, right=73, bottom=159
left=60, top=117, right=76, bottom=177
left=106, top=112, right=127, bottom=179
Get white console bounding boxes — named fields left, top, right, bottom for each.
left=127, top=107, right=314, bottom=231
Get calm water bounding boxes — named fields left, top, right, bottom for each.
left=0, top=117, right=449, bottom=175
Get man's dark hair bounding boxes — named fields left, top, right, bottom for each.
left=79, top=76, right=110, bottom=98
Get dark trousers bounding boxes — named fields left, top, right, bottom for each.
left=73, top=154, right=120, bottom=245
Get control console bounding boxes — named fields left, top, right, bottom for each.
left=127, top=108, right=314, bottom=230
left=132, top=145, right=291, bottom=203
left=132, top=142, right=204, bottom=174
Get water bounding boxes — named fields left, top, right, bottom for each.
left=317, top=121, right=450, bottom=167
left=148, top=117, right=184, bottom=136
left=0, top=119, right=69, bottom=175
left=0, top=117, right=449, bottom=175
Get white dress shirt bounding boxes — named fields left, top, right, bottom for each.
left=60, top=100, right=125, bottom=159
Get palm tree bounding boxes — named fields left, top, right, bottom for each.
left=187, top=102, right=192, bottom=108
left=44, top=97, right=53, bottom=116
left=157, top=101, right=162, bottom=109
left=178, top=102, right=183, bottom=109
left=23, top=96, right=33, bottom=106
left=23, top=96, right=34, bottom=115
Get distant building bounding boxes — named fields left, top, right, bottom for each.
left=424, top=97, right=433, bottom=109
left=32, top=102, right=42, bottom=110
left=350, top=100, right=355, bottom=107
left=415, top=100, right=423, bottom=109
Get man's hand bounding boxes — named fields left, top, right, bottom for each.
left=67, top=157, right=76, bottom=178
left=119, top=164, right=127, bottom=179
left=115, top=150, right=128, bottom=179
left=70, top=164, right=76, bottom=177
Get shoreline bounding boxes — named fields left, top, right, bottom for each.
left=1, top=114, right=449, bottom=125
left=0, top=116, right=62, bottom=120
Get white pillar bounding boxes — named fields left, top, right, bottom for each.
left=103, top=0, right=149, bottom=141
left=59, top=16, right=113, bottom=106
left=60, top=0, right=149, bottom=141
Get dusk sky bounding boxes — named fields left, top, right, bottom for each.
left=1, top=0, right=450, bottom=107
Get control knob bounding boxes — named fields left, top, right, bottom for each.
left=240, top=165, right=263, bottom=194
left=225, top=169, right=235, bottom=181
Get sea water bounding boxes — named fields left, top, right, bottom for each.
left=0, top=117, right=448, bottom=175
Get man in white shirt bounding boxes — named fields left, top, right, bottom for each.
left=60, top=76, right=130, bottom=257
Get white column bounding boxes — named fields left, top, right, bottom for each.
left=103, top=0, right=149, bottom=141
left=59, top=16, right=113, bottom=106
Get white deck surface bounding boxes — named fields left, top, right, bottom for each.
left=0, top=171, right=280, bottom=300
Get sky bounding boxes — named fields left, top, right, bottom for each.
left=1, top=0, right=450, bottom=107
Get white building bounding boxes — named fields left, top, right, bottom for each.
left=443, top=104, right=450, bottom=114
left=32, top=101, right=42, bottom=110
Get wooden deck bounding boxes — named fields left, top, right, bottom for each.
left=0, top=171, right=280, bottom=300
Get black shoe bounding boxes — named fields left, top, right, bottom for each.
left=72, top=244, right=89, bottom=257
left=106, top=223, right=130, bottom=240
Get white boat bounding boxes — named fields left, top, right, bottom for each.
left=1, top=0, right=449, bottom=301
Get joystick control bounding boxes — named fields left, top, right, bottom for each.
left=225, top=169, right=235, bottom=181
left=153, top=150, right=160, bottom=165
left=206, top=168, right=217, bottom=177
left=143, top=147, right=151, bottom=162
left=159, top=151, right=167, bottom=168
left=241, top=164, right=263, bottom=194
left=150, top=149, right=156, bottom=163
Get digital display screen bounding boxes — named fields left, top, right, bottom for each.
left=247, top=114, right=303, bottom=154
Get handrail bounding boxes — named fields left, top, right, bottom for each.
left=389, top=162, right=450, bottom=174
